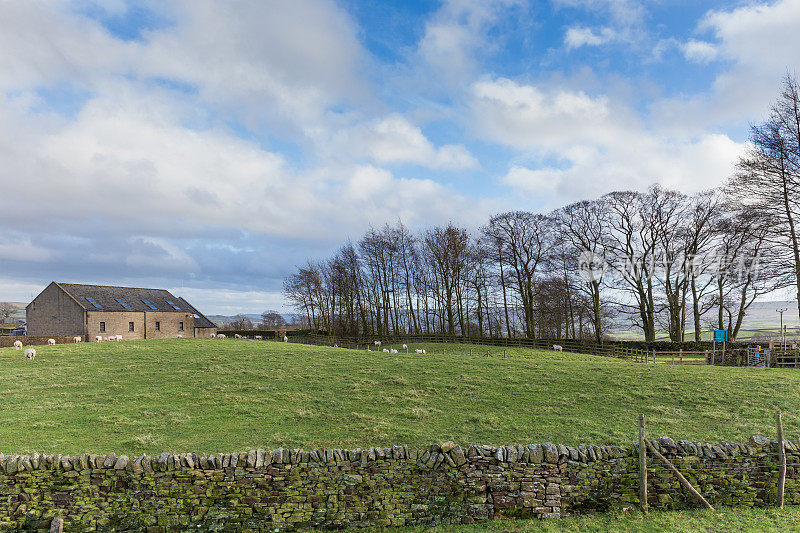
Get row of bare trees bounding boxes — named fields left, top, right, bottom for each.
left=284, top=76, right=800, bottom=343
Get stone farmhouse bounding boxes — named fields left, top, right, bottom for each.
left=26, top=282, right=217, bottom=340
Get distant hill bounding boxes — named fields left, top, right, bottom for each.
left=209, top=313, right=297, bottom=329
left=608, top=300, right=800, bottom=341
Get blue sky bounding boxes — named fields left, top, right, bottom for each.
left=0, top=0, right=798, bottom=313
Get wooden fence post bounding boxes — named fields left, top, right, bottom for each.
left=777, top=409, right=786, bottom=508
left=639, top=414, right=648, bottom=513
left=644, top=439, right=714, bottom=511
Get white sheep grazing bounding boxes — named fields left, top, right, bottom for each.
left=382, top=348, right=389, bottom=353
left=234, top=334, right=242, bottom=339
left=374, top=340, right=381, bottom=347
left=402, top=344, right=407, bottom=349
left=14, top=340, right=23, bottom=349
left=210, top=333, right=215, bottom=338
left=217, top=334, right=226, bottom=339
left=73, top=336, right=82, bottom=343
left=176, top=334, right=183, bottom=338
left=283, top=336, right=288, bottom=342
left=116, top=335, right=123, bottom=341
left=553, top=344, right=563, bottom=352
left=24, top=348, right=36, bottom=360
left=95, top=336, right=102, bottom=342
left=415, top=349, right=423, bottom=354
left=390, top=348, right=398, bottom=354
left=47, top=338, right=56, bottom=345
left=255, top=336, right=262, bottom=340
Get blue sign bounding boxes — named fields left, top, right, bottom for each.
left=713, top=329, right=728, bottom=342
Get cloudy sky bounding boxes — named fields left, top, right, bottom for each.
left=0, top=0, right=797, bottom=313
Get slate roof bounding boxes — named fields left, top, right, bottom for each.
left=177, top=297, right=217, bottom=329
left=55, top=283, right=215, bottom=328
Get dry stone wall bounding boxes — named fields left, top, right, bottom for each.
left=0, top=436, right=797, bottom=531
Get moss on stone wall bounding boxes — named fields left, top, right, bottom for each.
left=1, top=437, right=796, bottom=531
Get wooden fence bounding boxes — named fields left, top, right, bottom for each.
left=774, top=349, right=800, bottom=368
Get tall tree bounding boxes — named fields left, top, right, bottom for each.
left=730, top=74, right=800, bottom=322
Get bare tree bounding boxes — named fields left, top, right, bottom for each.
left=556, top=199, right=609, bottom=343
left=603, top=190, right=659, bottom=342
left=0, top=302, right=18, bottom=321
left=260, top=310, right=286, bottom=329
left=730, top=74, right=800, bottom=322
left=229, top=314, right=254, bottom=330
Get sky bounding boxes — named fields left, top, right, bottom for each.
left=0, top=0, right=798, bottom=314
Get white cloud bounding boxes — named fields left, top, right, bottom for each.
left=564, top=26, right=617, bottom=49
left=0, top=234, right=53, bottom=263
left=471, top=77, right=623, bottom=150
left=139, top=0, right=369, bottom=129
left=333, top=114, right=479, bottom=170
left=681, top=39, right=718, bottom=64
left=0, top=0, right=368, bottom=130
left=701, top=0, right=800, bottom=73
left=657, top=0, right=800, bottom=130
left=0, top=1, right=135, bottom=91
left=417, top=0, right=524, bottom=86
left=472, top=78, right=743, bottom=206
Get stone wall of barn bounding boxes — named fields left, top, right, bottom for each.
left=0, top=436, right=795, bottom=531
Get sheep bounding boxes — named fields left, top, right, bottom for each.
left=13, top=340, right=23, bottom=350
left=415, top=349, right=423, bottom=354
left=382, top=348, right=389, bottom=353
left=217, top=334, right=226, bottom=339
left=73, top=336, right=82, bottom=343
left=95, top=336, right=102, bottom=342
left=553, top=344, right=563, bottom=352
left=47, top=338, right=56, bottom=345
left=116, top=335, right=123, bottom=341
left=422, top=349, right=426, bottom=354
left=255, top=336, right=262, bottom=340
left=390, top=348, right=398, bottom=354
left=24, top=348, right=36, bottom=361
left=210, top=333, right=216, bottom=338
left=374, top=340, right=381, bottom=347
left=234, top=334, right=242, bottom=339
left=402, top=344, right=407, bottom=349
left=176, top=334, right=183, bottom=338
left=283, top=336, right=288, bottom=342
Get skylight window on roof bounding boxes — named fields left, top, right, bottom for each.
left=142, top=299, right=157, bottom=310
left=85, top=297, right=102, bottom=309
left=172, top=305, right=182, bottom=310
left=115, top=298, right=131, bottom=309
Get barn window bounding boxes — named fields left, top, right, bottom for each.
left=99, top=322, right=106, bottom=332
left=129, top=322, right=134, bottom=332
left=179, top=322, right=184, bottom=331
left=155, top=321, right=161, bottom=331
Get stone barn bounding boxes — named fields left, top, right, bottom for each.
left=26, top=282, right=217, bottom=340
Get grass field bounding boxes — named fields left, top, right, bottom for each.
left=2, top=338, right=800, bottom=455
left=397, top=506, right=800, bottom=532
